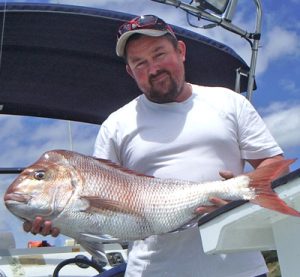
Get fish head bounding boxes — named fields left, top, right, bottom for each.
left=4, top=150, right=81, bottom=222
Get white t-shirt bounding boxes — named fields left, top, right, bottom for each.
left=94, top=84, right=282, bottom=277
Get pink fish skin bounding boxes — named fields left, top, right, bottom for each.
left=4, top=150, right=299, bottom=261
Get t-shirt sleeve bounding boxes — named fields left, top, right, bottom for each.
left=237, top=97, right=283, bottom=160
left=93, top=121, right=121, bottom=164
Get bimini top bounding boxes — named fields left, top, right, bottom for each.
left=0, top=3, right=252, bottom=124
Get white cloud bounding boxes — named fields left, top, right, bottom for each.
left=262, top=103, right=300, bottom=149
left=279, top=79, right=300, bottom=96
left=256, top=27, right=300, bottom=74
left=0, top=116, right=99, bottom=167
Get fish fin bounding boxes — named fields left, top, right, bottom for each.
left=81, top=196, right=142, bottom=216
left=77, top=235, right=108, bottom=265
left=246, top=159, right=300, bottom=217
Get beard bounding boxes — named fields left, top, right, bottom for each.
left=148, top=70, right=182, bottom=103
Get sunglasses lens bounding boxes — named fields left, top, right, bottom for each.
left=136, top=15, right=157, bottom=26
left=117, top=15, right=170, bottom=39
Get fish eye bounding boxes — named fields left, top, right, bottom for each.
left=34, top=170, right=46, bottom=180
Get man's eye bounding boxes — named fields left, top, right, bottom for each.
left=34, top=170, right=46, bottom=180
left=155, top=52, right=165, bottom=59
left=136, top=61, right=146, bottom=69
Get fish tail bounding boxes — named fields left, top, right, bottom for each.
left=246, top=159, right=300, bottom=217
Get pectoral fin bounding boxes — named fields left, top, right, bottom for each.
left=80, top=196, right=141, bottom=216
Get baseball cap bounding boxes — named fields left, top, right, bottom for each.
left=116, top=15, right=176, bottom=58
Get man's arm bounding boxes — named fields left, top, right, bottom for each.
left=247, top=154, right=286, bottom=170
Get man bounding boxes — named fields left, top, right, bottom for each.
left=26, top=15, right=284, bottom=277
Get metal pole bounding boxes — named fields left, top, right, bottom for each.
left=0, top=168, right=24, bottom=174
left=246, top=0, right=262, bottom=101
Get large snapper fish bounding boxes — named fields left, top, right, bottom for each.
left=4, top=150, right=300, bottom=261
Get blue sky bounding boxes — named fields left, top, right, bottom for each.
left=0, top=0, right=299, bottom=247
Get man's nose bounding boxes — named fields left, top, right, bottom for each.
left=148, top=60, right=160, bottom=76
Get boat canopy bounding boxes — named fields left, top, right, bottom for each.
left=0, top=3, right=252, bottom=124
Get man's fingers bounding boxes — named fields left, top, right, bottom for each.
left=31, top=217, right=44, bottom=235
left=23, top=221, right=33, bottom=233
left=195, top=206, right=216, bottom=214
left=50, top=227, right=60, bottom=237
left=219, top=170, right=234, bottom=180
left=195, top=197, right=230, bottom=215
left=209, top=197, right=229, bottom=206
left=23, top=217, right=59, bottom=237
left=40, top=221, right=52, bottom=236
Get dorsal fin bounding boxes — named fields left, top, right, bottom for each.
left=93, top=157, right=154, bottom=178
left=48, top=149, right=154, bottom=178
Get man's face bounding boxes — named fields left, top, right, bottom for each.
left=125, top=36, right=186, bottom=103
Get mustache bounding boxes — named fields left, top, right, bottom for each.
left=149, top=70, right=170, bottom=83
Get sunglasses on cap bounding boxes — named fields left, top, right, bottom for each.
left=117, top=15, right=175, bottom=39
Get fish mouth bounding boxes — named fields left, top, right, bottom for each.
left=4, top=193, right=30, bottom=204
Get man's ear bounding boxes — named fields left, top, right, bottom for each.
left=177, top=40, right=186, bottom=62
left=126, top=64, right=134, bottom=79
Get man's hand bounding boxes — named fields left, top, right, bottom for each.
left=195, top=197, right=229, bottom=214
left=23, top=217, right=60, bottom=237
left=219, top=170, right=234, bottom=180
left=194, top=170, right=234, bottom=215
